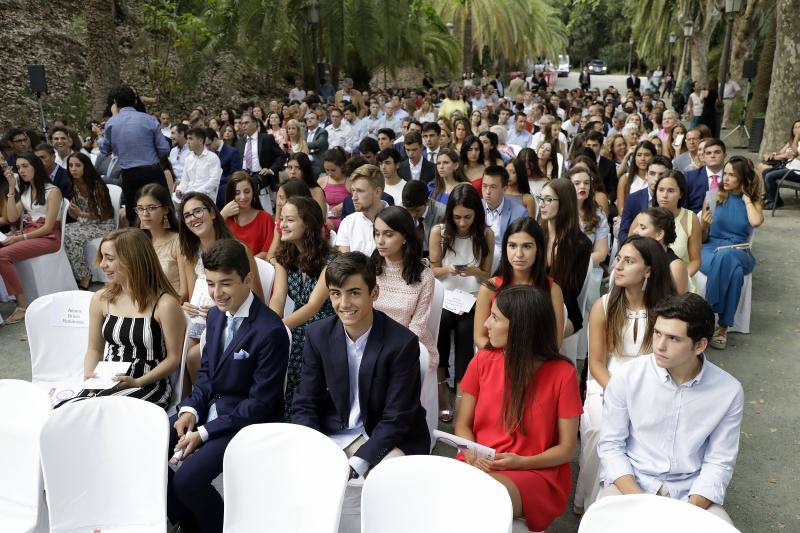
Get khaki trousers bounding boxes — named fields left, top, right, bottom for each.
left=343, top=435, right=404, bottom=477
left=598, top=483, right=733, bottom=525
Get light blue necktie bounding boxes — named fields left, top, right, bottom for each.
left=224, top=316, right=239, bottom=351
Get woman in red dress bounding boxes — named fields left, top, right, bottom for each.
left=455, top=285, right=582, bottom=532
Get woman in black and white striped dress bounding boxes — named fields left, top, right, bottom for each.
left=79, top=228, right=185, bottom=408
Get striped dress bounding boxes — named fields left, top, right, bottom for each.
left=91, top=295, right=172, bottom=408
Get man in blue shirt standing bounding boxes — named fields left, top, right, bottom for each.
left=100, top=85, right=171, bottom=224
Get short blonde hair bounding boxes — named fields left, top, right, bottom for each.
left=350, top=164, right=384, bottom=190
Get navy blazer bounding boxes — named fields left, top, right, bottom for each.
left=179, top=296, right=289, bottom=440
left=51, top=166, right=73, bottom=200
left=597, top=156, right=618, bottom=201
left=397, top=158, right=436, bottom=185
left=236, top=133, right=285, bottom=189
left=685, top=166, right=710, bottom=213
left=215, top=143, right=243, bottom=208
left=618, top=187, right=651, bottom=243
left=292, top=310, right=430, bottom=466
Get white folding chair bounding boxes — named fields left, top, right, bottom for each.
left=427, top=278, right=444, bottom=342
left=39, top=396, right=169, bottom=533
left=423, top=279, right=444, bottom=443
left=167, top=315, right=191, bottom=416
left=84, top=184, right=123, bottom=283
left=26, top=290, right=94, bottom=390
left=17, top=199, right=78, bottom=303
left=255, top=257, right=275, bottom=300
left=222, top=423, right=348, bottom=533
left=329, top=229, right=337, bottom=247
left=579, top=493, right=738, bottom=532
left=0, top=380, right=52, bottom=533
left=361, top=455, right=513, bottom=533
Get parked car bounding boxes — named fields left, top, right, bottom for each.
left=588, top=59, right=608, bottom=75
left=557, top=54, right=570, bottom=77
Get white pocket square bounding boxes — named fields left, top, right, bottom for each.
left=233, top=349, right=250, bottom=360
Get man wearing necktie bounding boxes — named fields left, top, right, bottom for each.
left=685, top=139, right=727, bottom=213
left=168, top=240, right=289, bottom=533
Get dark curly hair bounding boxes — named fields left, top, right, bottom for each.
left=370, top=206, right=424, bottom=284
left=274, top=196, right=330, bottom=277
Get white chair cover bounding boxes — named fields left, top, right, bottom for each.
left=255, top=257, right=275, bottom=299
left=423, top=279, right=444, bottom=444
left=167, top=315, right=190, bottom=416
left=26, top=290, right=94, bottom=388
left=579, top=493, right=739, bottom=532
left=694, top=271, right=752, bottom=334
left=17, top=199, right=79, bottom=302
left=329, top=229, right=338, bottom=247
left=0, top=380, right=52, bottom=533
left=222, top=423, right=348, bottom=533
left=39, top=396, right=169, bottom=533
left=85, top=184, right=123, bottom=283
left=361, top=455, right=512, bottom=533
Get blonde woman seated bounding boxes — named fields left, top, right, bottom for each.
left=573, top=236, right=676, bottom=514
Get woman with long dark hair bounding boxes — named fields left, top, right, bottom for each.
left=538, top=178, right=592, bottom=336
left=429, top=184, right=494, bottom=421
left=286, top=152, right=326, bottom=216
left=221, top=171, right=274, bottom=260
left=269, top=196, right=336, bottom=419
left=699, top=155, right=763, bottom=349
left=0, top=152, right=64, bottom=323
left=473, top=217, right=565, bottom=349
left=455, top=285, right=582, bottom=532
left=63, top=152, right=115, bottom=288
left=567, top=166, right=608, bottom=267
left=505, top=159, right=535, bottom=217
left=461, top=135, right=486, bottom=191
left=516, top=147, right=548, bottom=197
left=428, top=147, right=469, bottom=204
left=318, top=147, right=349, bottom=230
left=136, top=183, right=180, bottom=292
left=616, top=140, right=656, bottom=211
left=631, top=207, right=689, bottom=293
left=574, top=235, right=676, bottom=513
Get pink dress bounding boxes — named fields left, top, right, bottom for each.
left=374, top=260, right=439, bottom=370
left=323, top=181, right=349, bottom=230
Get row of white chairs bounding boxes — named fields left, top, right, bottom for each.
left=0, top=385, right=738, bottom=533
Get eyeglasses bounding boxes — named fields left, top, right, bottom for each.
left=135, top=205, right=163, bottom=215
left=535, top=194, right=559, bottom=206
left=182, top=206, right=208, bottom=221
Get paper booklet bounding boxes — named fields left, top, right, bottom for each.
left=443, top=289, right=477, bottom=315
left=83, top=361, right=132, bottom=389
left=433, top=429, right=496, bottom=460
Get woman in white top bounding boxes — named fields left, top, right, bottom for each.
left=653, top=171, right=702, bottom=290
left=414, top=97, right=436, bottom=123
left=687, top=81, right=705, bottom=128
left=573, top=236, right=676, bottom=514
left=615, top=140, right=656, bottom=212
left=0, top=152, right=64, bottom=323
left=429, top=183, right=494, bottom=422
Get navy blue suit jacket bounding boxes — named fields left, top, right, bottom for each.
left=215, top=143, right=243, bottom=207
left=397, top=158, right=436, bottom=185
left=684, top=166, right=709, bottom=213
left=618, top=187, right=651, bottom=244
left=179, top=296, right=289, bottom=440
left=51, top=166, right=73, bottom=200
left=292, top=310, right=430, bottom=466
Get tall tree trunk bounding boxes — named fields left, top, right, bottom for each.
left=85, top=0, right=120, bottom=118
left=729, top=0, right=761, bottom=90
left=462, top=12, right=473, bottom=74
left=760, top=0, right=799, bottom=153
left=689, top=1, right=721, bottom=86
left=747, top=5, right=775, bottom=124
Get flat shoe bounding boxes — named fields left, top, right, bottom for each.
left=439, top=409, right=454, bottom=423
left=4, top=307, right=27, bottom=325
left=710, top=332, right=727, bottom=350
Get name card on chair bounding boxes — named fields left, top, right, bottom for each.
left=50, top=305, right=89, bottom=328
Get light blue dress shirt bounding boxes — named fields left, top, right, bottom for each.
left=598, top=354, right=744, bottom=505
left=100, top=107, right=171, bottom=169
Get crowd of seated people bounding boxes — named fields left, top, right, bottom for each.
left=1, top=75, right=783, bottom=531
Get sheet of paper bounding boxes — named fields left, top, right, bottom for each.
left=442, top=289, right=477, bottom=315
left=433, top=429, right=496, bottom=460
left=83, top=361, right=132, bottom=389
left=0, top=232, right=7, bottom=242
left=49, top=303, right=89, bottom=328
left=37, top=381, right=83, bottom=405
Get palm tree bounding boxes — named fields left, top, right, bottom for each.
left=435, top=0, right=567, bottom=73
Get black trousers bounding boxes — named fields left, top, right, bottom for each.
left=437, top=307, right=476, bottom=384
left=120, top=164, right=168, bottom=225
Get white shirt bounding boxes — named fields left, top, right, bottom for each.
left=55, top=151, right=70, bottom=170
left=326, top=122, right=351, bottom=150
left=723, top=80, right=741, bottom=99
left=380, top=114, right=403, bottom=136
left=483, top=198, right=505, bottom=259
left=160, top=125, right=172, bottom=138
left=383, top=178, right=407, bottom=207
left=169, top=143, right=190, bottom=181
left=289, top=87, right=306, bottom=102
left=598, top=354, right=743, bottom=505
left=242, top=132, right=262, bottom=172
left=336, top=211, right=377, bottom=255
left=425, top=147, right=440, bottom=163
left=346, top=118, right=365, bottom=153
left=175, top=148, right=223, bottom=201
left=408, top=157, right=423, bottom=182
left=180, top=292, right=255, bottom=442
left=328, top=324, right=373, bottom=476
left=363, top=115, right=382, bottom=138
left=705, top=167, right=722, bottom=190
left=529, top=131, right=568, bottom=155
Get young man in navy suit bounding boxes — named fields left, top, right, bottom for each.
left=684, top=139, right=727, bottom=213
left=618, top=155, right=673, bottom=243
left=482, top=165, right=528, bottom=271
left=292, top=252, right=430, bottom=480
left=167, top=239, right=289, bottom=533
left=397, top=131, right=436, bottom=184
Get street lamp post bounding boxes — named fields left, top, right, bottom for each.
left=681, top=20, right=694, bottom=85
left=308, top=0, right=321, bottom=95
left=716, top=0, right=742, bottom=137
left=627, top=38, right=634, bottom=74
left=667, top=32, right=677, bottom=75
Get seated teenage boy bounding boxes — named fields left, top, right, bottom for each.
left=291, top=251, right=430, bottom=479
left=167, top=239, right=290, bottom=533
left=597, top=292, right=744, bottom=525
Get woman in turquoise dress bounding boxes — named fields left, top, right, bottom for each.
left=269, top=196, right=336, bottom=420
left=699, top=156, right=763, bottom=350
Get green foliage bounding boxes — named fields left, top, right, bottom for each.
left=565, top=0, right=631, bottom=67
left=599, top=42, right=633, bottom=72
